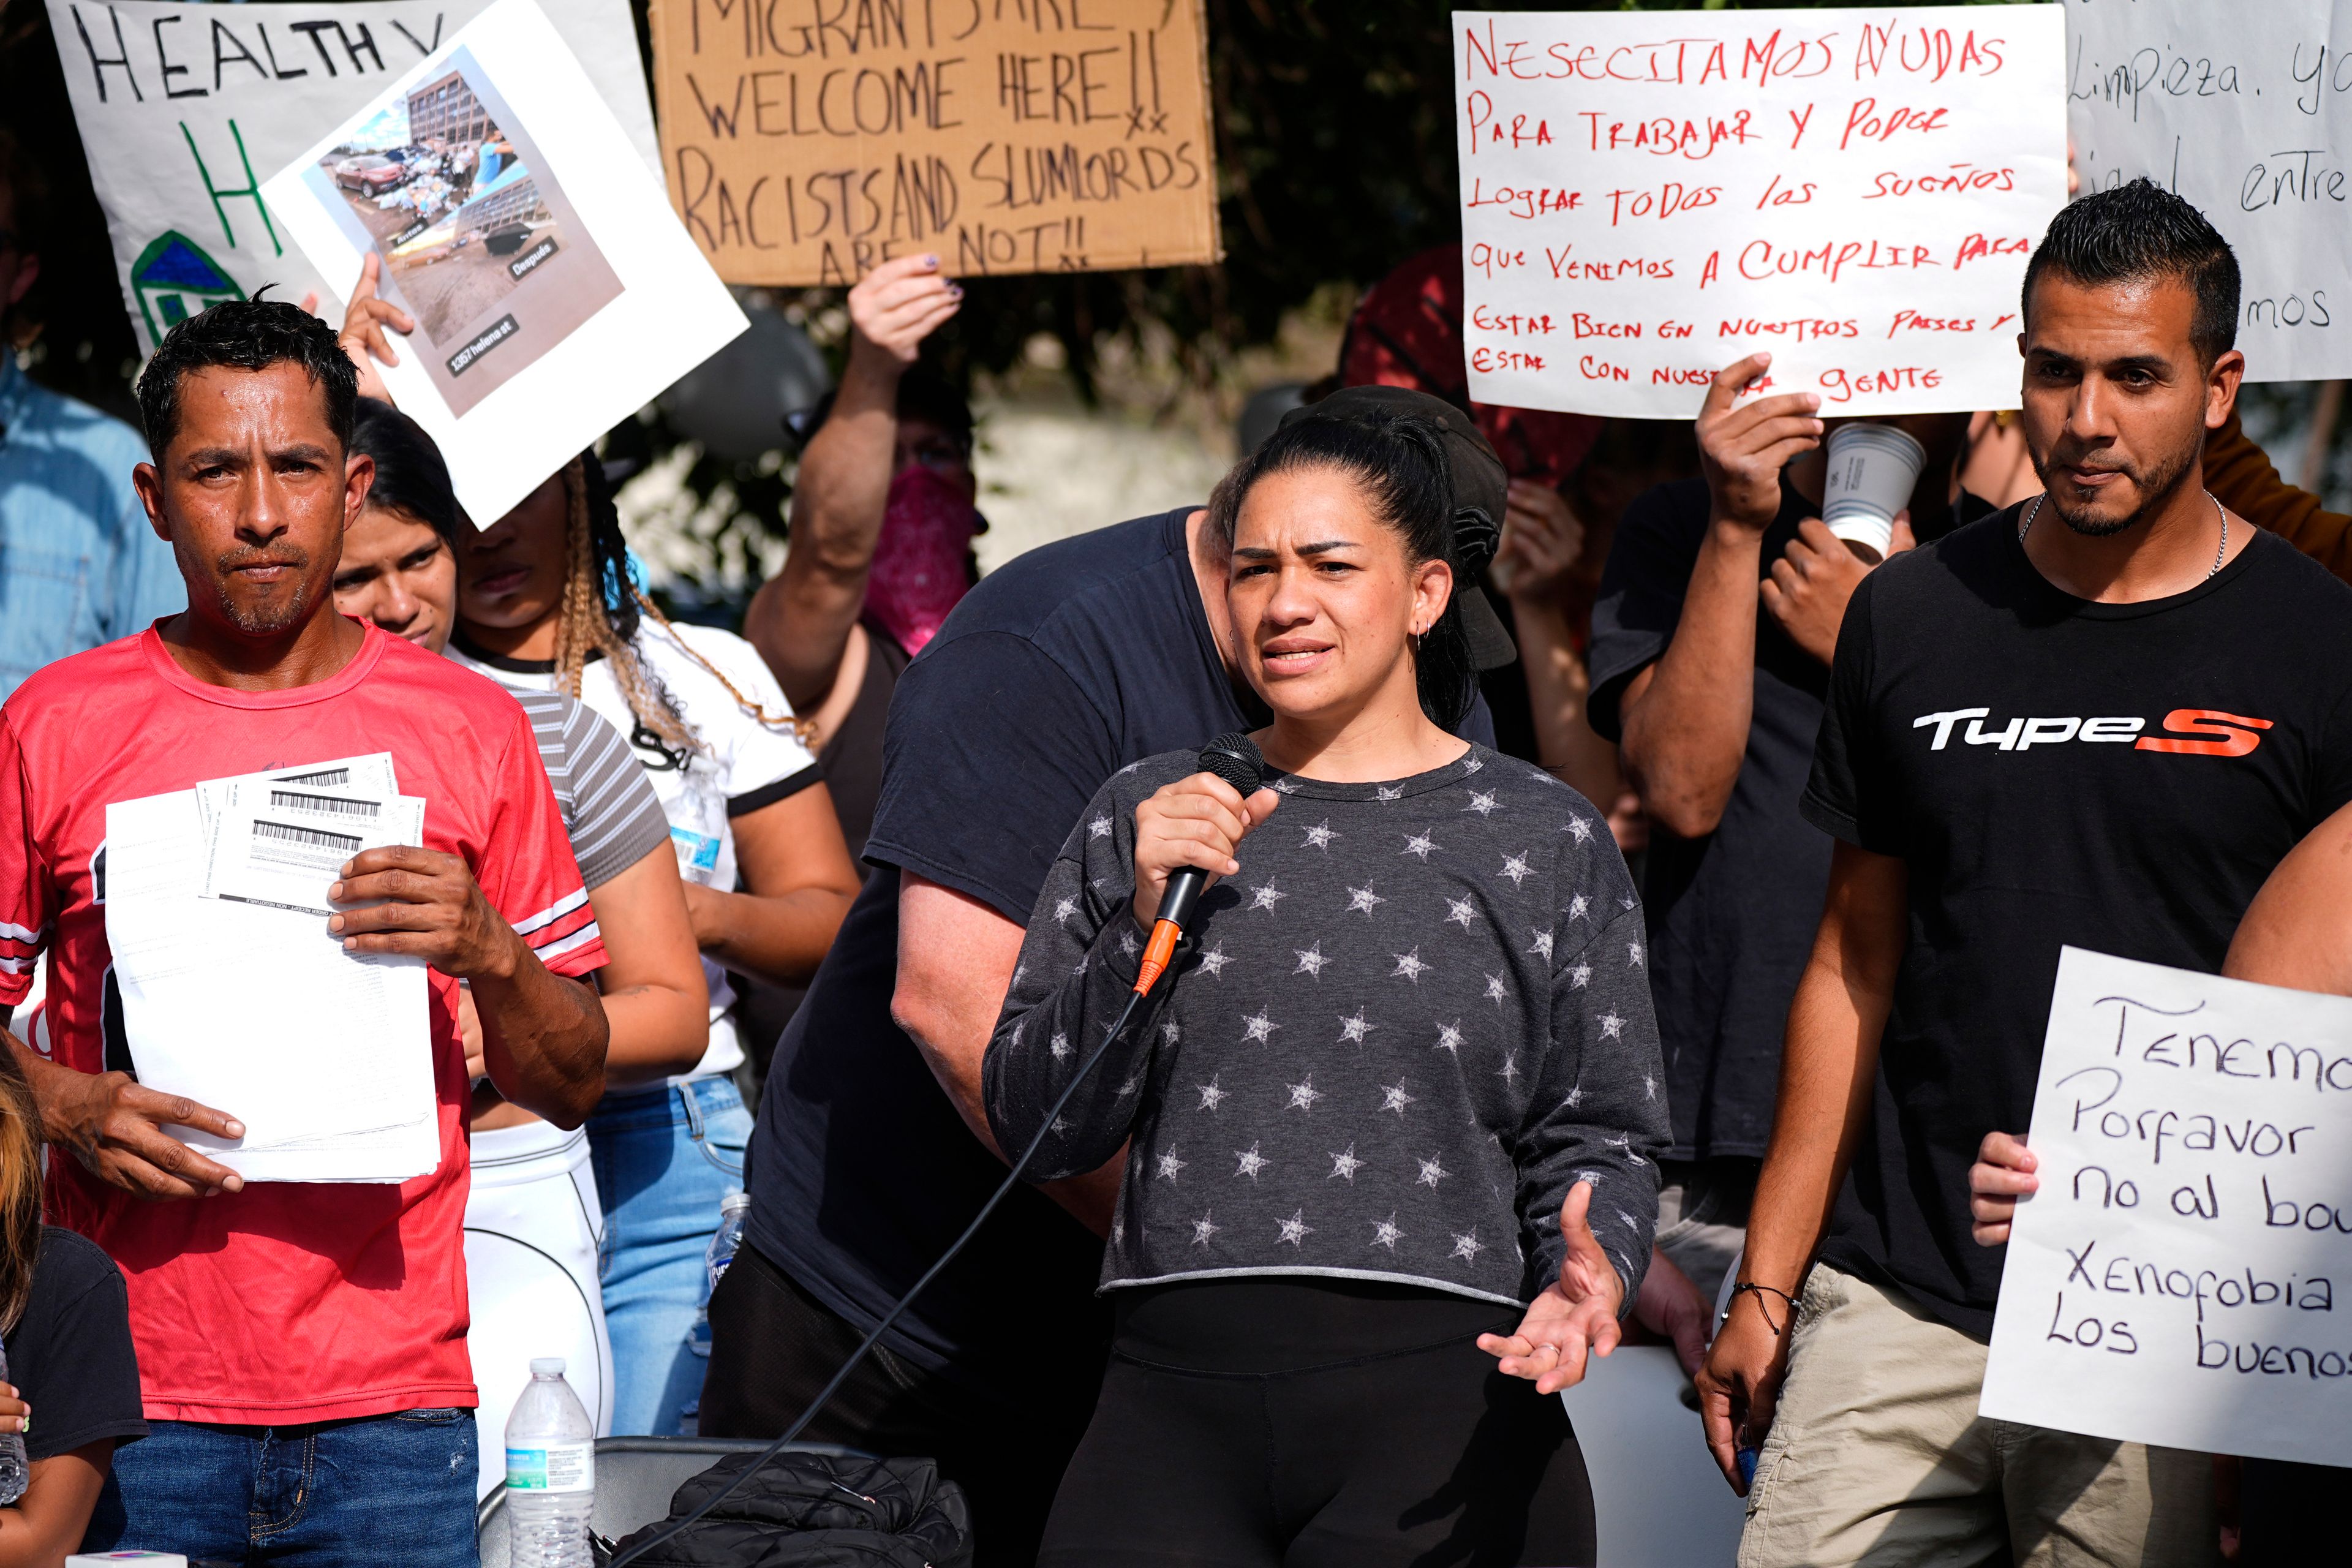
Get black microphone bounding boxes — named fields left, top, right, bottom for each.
left=1134, top=730, right=1263, bottom=995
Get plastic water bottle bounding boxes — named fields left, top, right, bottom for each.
left=0, top=1340, right=23, bottom=1505
left=505, top=1357, right=594, bottom=1566
left=687, top=1194, right=750, bottom=1361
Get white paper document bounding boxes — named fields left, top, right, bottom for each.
left=2068, top=0, right=2352, bottom=383
left=1980, top=948, right=2352, bottom=1467
left=102, top=761, right=442, bottom=1185
left=203, top=783, right=425, bottom=917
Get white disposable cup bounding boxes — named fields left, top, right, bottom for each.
left=1821, top=423, right=1927, bottom=562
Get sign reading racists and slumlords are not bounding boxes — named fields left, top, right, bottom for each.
left=47, top=0, right=655, bottom=356
left=1451, top=6, right=2070, bottom=419
left=646, top=0, right=1222, bottom=285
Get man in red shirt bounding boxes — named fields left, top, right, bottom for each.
left=1, top=298, right=610, bottom=1561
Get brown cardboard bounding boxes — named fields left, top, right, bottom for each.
left=648, top=0, right=1223, bottom=285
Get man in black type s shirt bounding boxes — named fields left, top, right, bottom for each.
left=1700, top=181, right=2352, bottom=1567
left=1589, top=368, right=1985, bottom=1314
left=703, top=386, right=1500, bottom=1564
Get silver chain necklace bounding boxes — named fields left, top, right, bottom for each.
left=2019, top=489, right=2228, bottom=579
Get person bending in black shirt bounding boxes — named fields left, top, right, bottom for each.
left=1701, top=180, right=2352, bottom=1566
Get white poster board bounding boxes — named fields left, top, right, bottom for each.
left=1452, top=7, right=2068, bottom=418
left=263, top=0, right=744, bottom=522
left=1980, top=948, right=2352, bottom=1467
left=47, top=0, right=659, bottom=356
left=2069, top=0, right=2352, bottom=382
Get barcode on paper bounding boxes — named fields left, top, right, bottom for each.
left=251, top=820, right=362, bottom=855
left=268, top=790, right=381, bottom=820
left=276, top=767, right=352, bottom=786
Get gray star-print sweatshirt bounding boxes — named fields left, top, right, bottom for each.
left=981, top=743, right=1668, bottom=1311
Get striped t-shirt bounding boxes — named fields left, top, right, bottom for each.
left=511, top=687, right=670, bottom=891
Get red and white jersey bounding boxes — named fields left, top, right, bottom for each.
left=0, top=622, right=605, bottom=1423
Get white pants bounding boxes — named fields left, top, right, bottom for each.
left=464, top=1118, right=614, bottom=1500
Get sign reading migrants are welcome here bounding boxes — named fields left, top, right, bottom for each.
left=1452, top=7, right=2068, bottom=418
left=646, top=0, right=1222, bottom=285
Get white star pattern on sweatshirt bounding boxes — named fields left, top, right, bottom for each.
left=1497, top=1051, right=1521, bottom=1086
left=1277, top=1208, right=1314, bottom=1245
left=1156, top=1150, right=1187, bottom=1181
left=1198, top=943, right=1232, bottom=978
left=1377, top=784, right=1405, bottom=802
left=1464, top=790, right=1501, bottom=816
left=1049, top=1032, right=1071, bottom=1061
left=1379, top=1080, right=1416, bottom=1114
left=1053, top=895, right=1080, bottom=924
left=1235, top=1141, right=1269, bottom=1181
left=1285, top=1076, right=1323, bottom=1112
left=1161, top=1019, right=1182, bottom=1046
left=1118, top=927, right=1139, bottom=957
left=1499, top=853, right=1533, bottom=886
left=1599, top=1012, right=1626, bottom=1039
left=1463, top=755, right=1484, bottom=774
left=1330, top=1144, right=1364, bottom=1181
left=1248, top=880, right=1287, bottom=913
left=1484, top=971, right=1510, bottom=1006
left=1392, top=948, right=1431, bottom=983
left=1445, top=896, right=1477, bottom=929
left=1346, top=882, right=1387, bottom=915
left=1433, top=1020, right=1464, bottom=1057
left=1565, top=816, right=1593, bottom=845
left=1088, top=815, right=1113, bottom=840
left=1568, top=961, right=1593, bottom=990
left=1338, top=1009, right=1376, bottom=1044
left=1294, top=943, right=1329, bottom=978
left=1530, top=928, right=1555, bottom=960
left=1197, top=1076, right=1227, bottom=1112
left=1566, top=893, right=1590, bottom=921
left=1370, top=1212, right=1405, bottom=1250
left=1417, top=1155, right=1449, bottom=1188
left=1628, top=940, right=1644, bottom=968
left=1450, top=1230, right=1485, bottom=1262
left=1400, top=832, right=1438, bottom=861
left=1302, top=820, right=1338, bottom=850
left=1191, top=1210, right=1220, bottom=1245
left=1241, top=1008, right=1281, bottom=1044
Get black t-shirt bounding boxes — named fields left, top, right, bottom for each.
left=1803, top=512, right=2352, bottom=1338
left=7, top=1227, right=145, bottom=1460
left=1589, top=477, right=1990, bottom=1161
left=746, top=507, right=1496, bottom=1398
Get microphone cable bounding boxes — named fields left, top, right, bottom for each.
left=610, top=729, right=1260, bottom=1563
left=609, top=986, right=1150, bottom=1564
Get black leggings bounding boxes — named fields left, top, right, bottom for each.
left=1039, top=1278, right=1596, bottom=1568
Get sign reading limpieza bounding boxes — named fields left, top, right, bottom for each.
left=647, top=0, right=1221, bottom=285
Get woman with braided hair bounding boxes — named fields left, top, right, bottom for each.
left=448, top=453, right=861, bottom=1436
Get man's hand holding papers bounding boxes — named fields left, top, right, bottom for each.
left=24, top=1057, right=247, bottom=1202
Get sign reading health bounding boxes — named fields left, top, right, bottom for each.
left=1981, top=949, right=2352, bottom=1467
left=1452, top=7, right=2068, bottom=418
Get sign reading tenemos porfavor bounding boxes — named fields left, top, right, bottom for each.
left=1452, top=7, right=2068, bottom=418
left=47, top=0, right=658, bottom=356
left=2068, top=0, right=2352, bottom=383
left=1979, top=948, right=2352, bottom=1468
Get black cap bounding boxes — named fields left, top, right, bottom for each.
left=1276, top=385, right=1518, bottom=671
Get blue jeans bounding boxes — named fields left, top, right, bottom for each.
left=590, top=1077, right=749, bottom=1436
left=85, top=1408, right=477, bottom=1564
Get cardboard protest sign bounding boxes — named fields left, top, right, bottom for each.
left=2070, top=0, right=2352, bottom=382
left=1452, top=7, right=2068, bottom=418
left=264, top=0, right=745, bottom=522
left=645, top=0, right=1221, bottom=285
left=1980, top=948, right=2352, bottom=1466
left=47, top=0, right=658, bottom=356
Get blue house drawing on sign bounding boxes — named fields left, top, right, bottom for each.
left=131, top=232, right=243, bottom=351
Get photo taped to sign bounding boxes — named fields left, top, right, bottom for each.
left=646, top=0, right=1223, bottom=285
left=1452, top=6, right=2069, bottom=418
left=297, top=45, right=624, bottom=414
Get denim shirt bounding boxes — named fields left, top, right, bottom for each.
left=0, top=357, right=184, bottom=698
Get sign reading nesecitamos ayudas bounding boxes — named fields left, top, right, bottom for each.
left=647, top=0, right=1223, bottom=286
left=1981, top=948, right=2352, bottom=1468
left=1453, top=7, right=2068, bottom=419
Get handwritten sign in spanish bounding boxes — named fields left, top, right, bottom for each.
left=1452, top=7, right=2068, bottom=418
left=48, top=0, right=658, bottom=356
left=2070, top=0, right=2352, bottom=383
left=1981, top=948, right=2352, bottom=1467
left=644, top=0, right=1221, bottom=285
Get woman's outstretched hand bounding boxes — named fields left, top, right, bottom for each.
left=1129, top=771, right=1279, bottom=932
left=1479, top=1182, right=1627, bottom=1395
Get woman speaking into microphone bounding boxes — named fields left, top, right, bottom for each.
left=982, top=402, right=1667, bottom=1567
